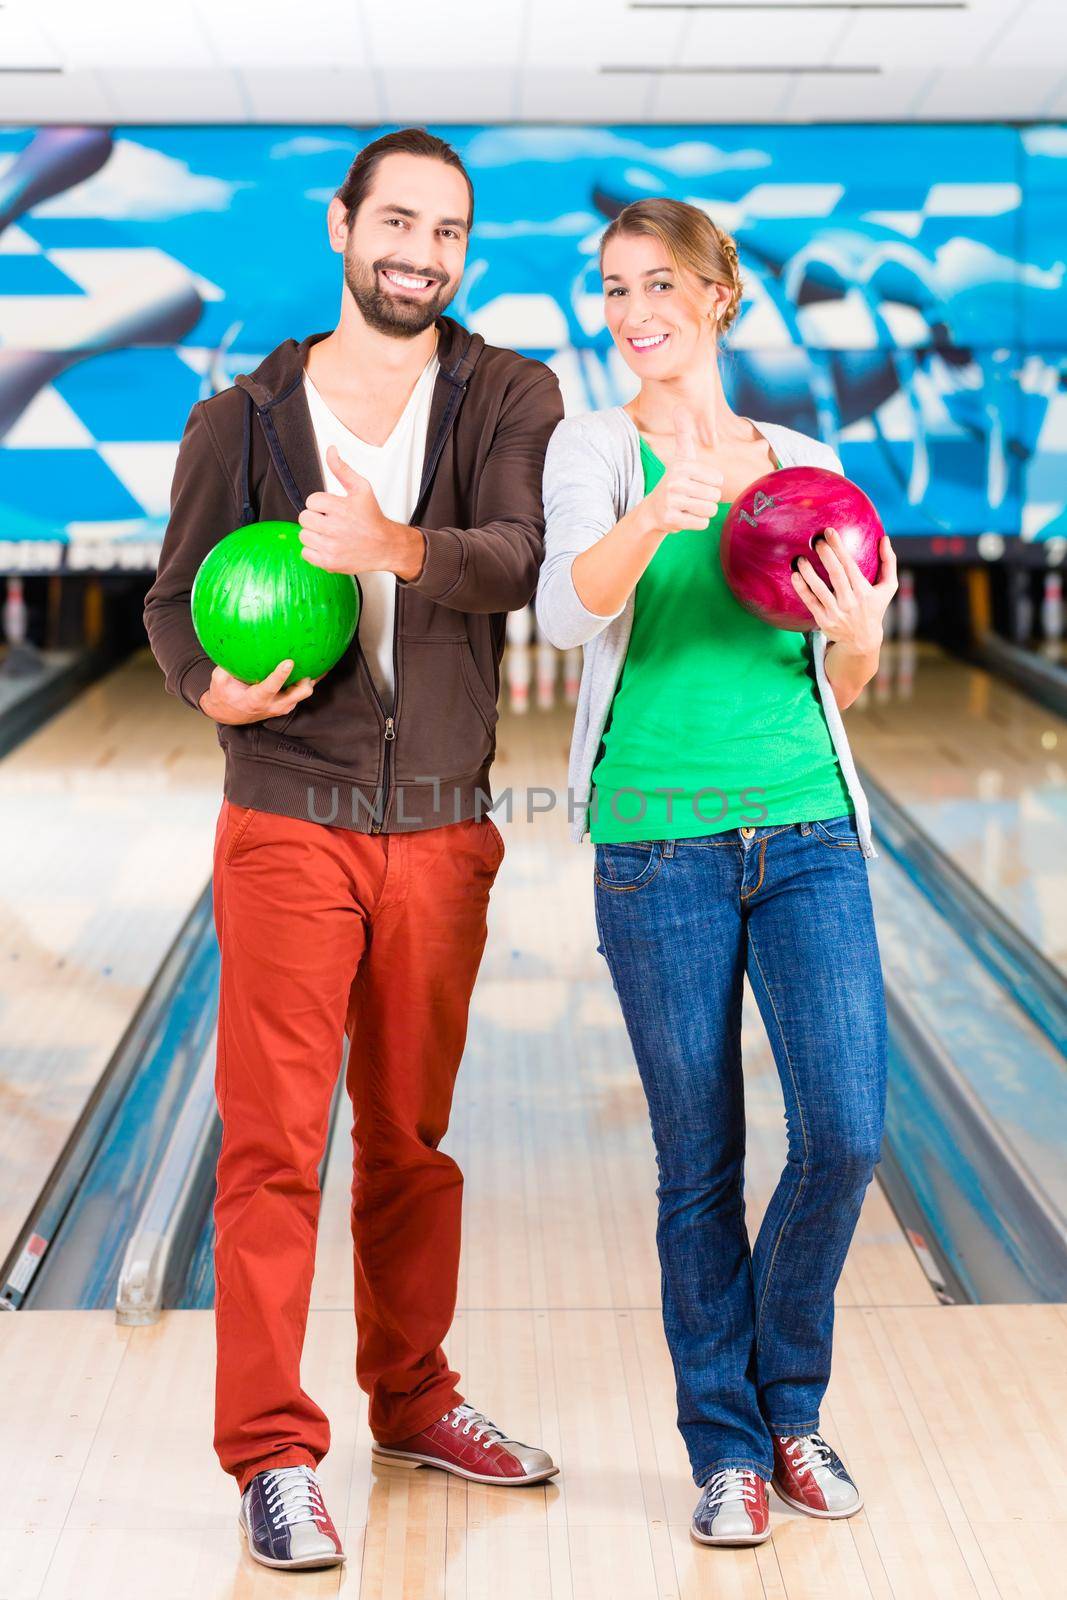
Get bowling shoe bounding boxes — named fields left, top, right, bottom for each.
left=771, top=1431, right=863, bottom=1517
left=372, top=1401, right=559, bottom=1485
left=690, top=1469, right=772, bottom=1546
left=238, top=1463, right=345, bottom=1569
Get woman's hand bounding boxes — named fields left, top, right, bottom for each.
left=792, top=528, right=898, bottom=651
left=638, top=407, right=724, bottom=540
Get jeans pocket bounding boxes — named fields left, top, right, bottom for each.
left=594, top=840, right=662, bottom=892
left=810, top=814, right=862, bottom=850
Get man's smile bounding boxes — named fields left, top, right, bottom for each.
left=380, top=267, right=438, bottom=294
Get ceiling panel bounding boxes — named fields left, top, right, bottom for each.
left=678, top=11, right=847, bottom=65
left=995, top=0, right=1067, bottom=71
left=524, top=0, right=688, bottom=64
left=908, top=64, right=1067, bottom=120
left=195, top=0, right=368, bottom=68
left=381, top=68, right=520, bottom=123
left=238, top=68, right=383, bottom=124
left=518, top=68, right=664, bottom=121
left=834, top=0, right=1022, bottom=67
left=644, top=73, right=793, bottom=122
left=33, top=0, right=212, bottom=69
left=363, top=3, right=524, bottom=68
left=96, top=67, right=259, bottom=123
left=0, top=70, right=114, bottom=121
left=0, top=0, right=1062, bottom=124
left=0, top=5, right=63, bottom=70
left=779, top=66, right=944, bottom=123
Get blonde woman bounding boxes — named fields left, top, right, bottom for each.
left=536, top=200, right=896, bottom=1548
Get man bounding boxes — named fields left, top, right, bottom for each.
left=144, top=127, right=564, bottom=1572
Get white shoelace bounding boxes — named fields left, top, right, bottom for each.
left=262, top=1464, right=325, bottom=1528
left=443, top=1402, right=508, bottom=1450
left=701, top=1468, right=759, bottom=1510
left=781, top=1433, right=833, bottom=1477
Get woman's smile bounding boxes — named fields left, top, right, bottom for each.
left=627, top=331, right=671, bottom=353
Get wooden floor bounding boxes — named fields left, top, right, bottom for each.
left=3, top=654, right=1065, bottom=1596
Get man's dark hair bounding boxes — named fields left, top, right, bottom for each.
left=336, top=127, right=474, bottom=231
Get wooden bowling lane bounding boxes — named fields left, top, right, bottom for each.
left=3, top=700, right=1064, bottom=1597
left=4, top=1302, right=1067, bottom=1598
left=847, top=640, right=1067, bottom=973
left=0, top=647, right=221, bottom=1266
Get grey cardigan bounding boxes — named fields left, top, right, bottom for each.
left=534, top=405, right=877, bottom=858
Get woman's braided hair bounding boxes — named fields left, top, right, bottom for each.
left=599, top=198, right=745, bottom=336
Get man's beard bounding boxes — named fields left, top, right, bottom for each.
left=344, top=249, right=455, bottom=338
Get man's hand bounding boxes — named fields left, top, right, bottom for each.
left=298, top=444, right=425, bottom=580
left=198, top=659, right=321, bottom=725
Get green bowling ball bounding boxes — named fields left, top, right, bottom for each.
left=191, top=519, right=359, bottom=689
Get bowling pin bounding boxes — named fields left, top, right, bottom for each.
left=535, top=634, right=557, bottom=710
left=874, top=643, right=892, bottom=705
left=506, top=606, right=532, bottom=652
left=0, top=275, right=203, bottom=438
left=897, top=638, right=916, bottom=701
left=506, top=606, right=532, bottom=715
left=1, top=575, right=41, bottom=678
left=0, top=126, right=202, bottom=442
left=563, top=647, right=581, bottom=706
left=1008, top=567, right=1034, bottom=645
left=1041, top=572, right=1063, bottom=645
left=3, top=577, right=27, bottom=649
left=0, top=127, right=112, bottom=239
left=897, top=569, right=918, bottom=640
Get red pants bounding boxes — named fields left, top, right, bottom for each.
left=210, top=799, right=504, bottom=1494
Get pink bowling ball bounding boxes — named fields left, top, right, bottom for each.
left=719, top=465, right=884, bottom=632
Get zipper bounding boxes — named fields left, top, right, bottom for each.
left=371, top=711, right=397, bottom=834
left=367, top=577, right=401, bottom=835
left=372, top=706, right=397, bottom=835
left=369, top=356, right=471, bottom=834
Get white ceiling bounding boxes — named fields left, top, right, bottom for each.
left=1, top=0, right=1065, bottom=125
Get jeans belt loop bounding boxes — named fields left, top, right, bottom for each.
left=662, top=839, right=676, bottom=859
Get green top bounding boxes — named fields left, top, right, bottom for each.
left=589, top=437, right=854, bottom=844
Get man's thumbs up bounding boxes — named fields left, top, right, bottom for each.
left=325, top=443, right=369, bottom=494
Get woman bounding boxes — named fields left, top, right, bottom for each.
left=536, top=199, right=896, bottom=1548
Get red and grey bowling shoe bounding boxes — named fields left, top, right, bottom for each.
left=690, top=1469, right=772, bottom=1546
left=238, top=1463, right=345, bottom=1569
left=771, top=1431, right=863, bottom=1518
left=372, top=1401, right=559, bottom=1486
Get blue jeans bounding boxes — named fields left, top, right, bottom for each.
left=592, top=816, right=887, bottom=1485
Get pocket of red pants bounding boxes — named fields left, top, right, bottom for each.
left=222, top=803, right=262, bottom=865
left=482, top=814, right=506, bottom=870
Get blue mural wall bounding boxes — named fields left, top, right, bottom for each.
left=0, top=123, right=1064, bottom=574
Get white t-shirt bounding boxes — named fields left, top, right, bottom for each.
left=302, top=349, right=439, bottom=713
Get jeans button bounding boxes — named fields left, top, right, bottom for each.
left=740, top=826, right=755, bottom=838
